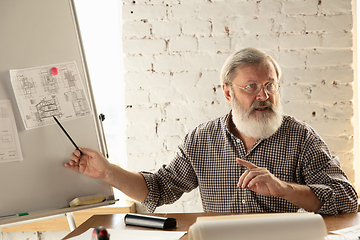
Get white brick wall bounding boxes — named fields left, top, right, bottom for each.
left=122, top=0, right=356, bottom=213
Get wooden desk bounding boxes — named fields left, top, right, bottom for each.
left=62, top=212, right=360, bottom=240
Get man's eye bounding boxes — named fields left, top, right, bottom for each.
left=247, top=83, right=257, bottom=89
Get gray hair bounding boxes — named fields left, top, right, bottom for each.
left=220, top=48, right=282, bottom=86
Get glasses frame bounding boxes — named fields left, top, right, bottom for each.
left=231, top=82, right=280, bottom=96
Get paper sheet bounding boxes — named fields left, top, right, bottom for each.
left=188, top=213, right=327, bottom=240
left=326, top=235, right=347, bottom=240
left=0, top=100, right=23, bottom=162
left=329, top=225, right=360, bottom=240
left=9, top=61, right=91, bottom=130
left=68, top=229, right=187, bottom=240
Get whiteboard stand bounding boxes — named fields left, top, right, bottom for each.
left=65, top=212, right=76, bottom=231
left=0, top=0, right=116, bottom=229
left=0, top=200, right=116, bottom=235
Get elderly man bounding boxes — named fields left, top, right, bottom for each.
left=65, top=48, right=358, bottom=215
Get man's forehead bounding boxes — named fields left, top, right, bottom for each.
left=233, top=62, right=277, bottom=81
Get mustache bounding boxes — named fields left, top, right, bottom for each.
left=248, top=101, right=273, bottom=113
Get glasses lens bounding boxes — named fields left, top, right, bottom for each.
left=266, top=82, right=278, bottom=94
left=245, top=83, right=258, bottom=94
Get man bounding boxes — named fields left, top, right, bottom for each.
left=65, top=48, right=358, bottom=215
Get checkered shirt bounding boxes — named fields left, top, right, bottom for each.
left=140, top=112, right=358, bottom=214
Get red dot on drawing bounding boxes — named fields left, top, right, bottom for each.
left=51, top=67, right=59, bottom=75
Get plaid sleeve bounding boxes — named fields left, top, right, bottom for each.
left=139, top=171, right=161, bottom=213
left=302, top=134, right=358, bottom=215
left=139, top=134, right=199, bottom=213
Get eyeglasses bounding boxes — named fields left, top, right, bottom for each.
left=231, top=82, right=279, bottom=96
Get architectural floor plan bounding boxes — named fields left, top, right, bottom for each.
left=0, top=100, right=23, bottom=162
left=9, top=61, right=91, bottom=129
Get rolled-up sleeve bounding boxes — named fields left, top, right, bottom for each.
left=139, top=135, right=199, bottom=213
left=303, top=136, right=358, bottom=215
left=139, top=171, right=161, bottom=213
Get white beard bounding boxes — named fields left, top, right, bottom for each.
left=231, top=93, right=283, bottom=139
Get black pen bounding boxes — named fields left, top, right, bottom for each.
left=52, top=115, right=83, bottom=155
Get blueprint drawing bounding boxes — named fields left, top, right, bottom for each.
left=0, top=100, right=23, bottom=162
left=9, top=61, right=91, bottom=129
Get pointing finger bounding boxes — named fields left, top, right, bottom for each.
left=236, top=158, right=257, bottom=169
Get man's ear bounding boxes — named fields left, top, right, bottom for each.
left=222, top=84, right=232, bottom=104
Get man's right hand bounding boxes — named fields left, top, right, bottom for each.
left=65, top=147, right=110, bottom=180
left=65, top=147, right=149, bottom=202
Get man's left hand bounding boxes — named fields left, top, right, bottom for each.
left=236, top=158, right=288, bottom=197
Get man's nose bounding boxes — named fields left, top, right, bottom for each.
left=256, top=86, right=269, bottom=101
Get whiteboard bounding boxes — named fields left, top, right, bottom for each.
left=0, top=0, right=115, bottom=224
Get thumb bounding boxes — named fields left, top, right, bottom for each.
left=76, top=147, right=96, bottom=158
left=78, top=147, right=93, bottom=155
left=78, top=147, right=106, bottom=160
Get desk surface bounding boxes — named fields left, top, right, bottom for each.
left=63, top=212, right=360, bottom=240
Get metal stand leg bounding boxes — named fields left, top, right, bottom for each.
left=65, top=213, right=76, bottom=231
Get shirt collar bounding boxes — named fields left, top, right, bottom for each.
left=221, top=110, right=235, bottom=136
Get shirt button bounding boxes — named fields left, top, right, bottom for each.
left=236, top=139, right=241, bottom=143
left=241, top=200, right=246, bottom=204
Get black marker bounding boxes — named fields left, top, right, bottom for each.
left=52, top=116, right=83, bottom=155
